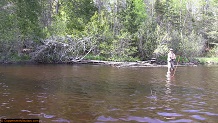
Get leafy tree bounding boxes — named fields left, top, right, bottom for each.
left=0, top=0, right=17, bottom=42
left=14, top=0, right=43, bottom=40
left=57, top=0, right=97, bottom=36
left=0, top=1, right=17, bottom=61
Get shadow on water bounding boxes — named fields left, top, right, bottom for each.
left=0, top=64, right=218, bottom=122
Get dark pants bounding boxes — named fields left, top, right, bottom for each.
left=168, top=59, right=175, bottom=71
left=170, top=59, right=175, bottom=70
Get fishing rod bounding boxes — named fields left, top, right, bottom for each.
left=172, top=55, right=180, bottom=77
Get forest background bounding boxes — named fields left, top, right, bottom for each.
left=0, top=0, right=218, bottom=64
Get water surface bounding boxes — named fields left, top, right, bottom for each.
left=0, top=64, right=218, bottom=122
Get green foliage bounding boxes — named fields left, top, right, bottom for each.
left=10, top=53, right=31, bottom=62
left=179, top=31, right=205, bottom=58
left=156, top=55, right=167, bottom=63
left=84, top=10, right=139, bottom=61
left=50, top=16, right=67, bottom=36
left=177, top=56, right=189, bottom=63
left=0, top=1, right=17, bottom=42
left=59, top=0, right=97, bottom=36
left=206, top=0, right=218, bottom=43
left=120, top=0, right=146, bottom=33
left=90, top=12, right=114, bottom=58
left=156, top=54, right=189, bottom=64
left=154, top=44, right=169, bottom=57
left=84, top=54, right=107, bottom=61
left=14, top=0, right=44, bottom=40
left=133, top=0, right=147, bottom=25
left=207, top=46, right=218, bottom=57
left=196, top=57, right=218, bottom=64
left=110, top=32, right=138, bottom=61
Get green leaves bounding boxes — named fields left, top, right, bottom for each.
left=58, top=0, right=97, bottom=35
left=14, top=0, right=43, bottom=40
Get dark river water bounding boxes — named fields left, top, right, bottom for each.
left=0, top=64, right=218, bottom=123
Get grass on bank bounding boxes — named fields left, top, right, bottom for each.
left=196, top=57, right=218, bottom=64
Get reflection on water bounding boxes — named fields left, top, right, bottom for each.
left=0, top=64, right=218, bottom=122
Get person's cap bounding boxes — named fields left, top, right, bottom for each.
left=170, top=48, right=173, bottom=51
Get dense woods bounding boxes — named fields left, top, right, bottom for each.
left=0, top=0, right=218, bottom=63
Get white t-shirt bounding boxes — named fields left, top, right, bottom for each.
left=168, top=51, right=176, bottom=62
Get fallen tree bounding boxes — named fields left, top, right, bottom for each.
left=30, top=36, right=95, bottom=63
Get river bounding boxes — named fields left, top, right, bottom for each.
left=0, top=64, right=218, bottom=122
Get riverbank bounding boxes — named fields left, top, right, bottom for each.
left=1, top=58, right=213, bottom=68
left=0, top=59, right=198, bottom=68
left=68, top=59, right=198, bottom=68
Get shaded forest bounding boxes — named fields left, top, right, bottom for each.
left=0, top=0, right=218, bottom=63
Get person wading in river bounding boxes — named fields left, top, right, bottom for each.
left=167, top=48, right=176, bottom=72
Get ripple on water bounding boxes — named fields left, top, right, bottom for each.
left=9, top=98, right=15, bottom=102
left=1, top=102, right=9, bottom=107
left=182, top=109, right=218, bottom=120
left=182, top=109, right=201, bottom=113
left=28, top=113, right=55, bottom=119
left=167, top=119, right=193, bottom=122
left=28, top=113, right=41, bottom=117
left=157, top=112, right=183, bottom=117
left=21, top=110, right=31, bottom=113
left=97, top=116, right=118, bottom=122
left=51, top=118, right=70, bottom=123
left=40, top=108, right=47, bottom=111
left=2, top=85, right=8, bottom=88
left=2, top=92, right=10, bottom=96
left=41, top=113, right=55, bottom=119
left=119, top=116, right=164, bottom=123
left=3, top=92, right=10, bottom=95
left=37, top=95, right=48, bottom=99
left=191, top=115, right=206, bottom=121
left=143, top=107, right=157, bottom=110
left=26, top=100, right=33, bottom=103
left=1, top=103, right=9, bottom=105
left=199, top=112, right=218, bottom=116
